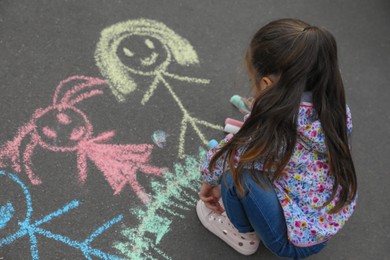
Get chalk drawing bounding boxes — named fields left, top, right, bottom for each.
left=114, top=148, right=206, bottom=259
left=0, top=170, right=124, bottom=259
left=95, top=19, right=223, bottom=159
left=152, top=130, right=170, bottom=148
left=0, top=202, right=14, bottom=229
left=0, top=75, right=165, bottom=203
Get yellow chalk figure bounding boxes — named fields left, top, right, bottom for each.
left=95, top=19, right=223, bottom=159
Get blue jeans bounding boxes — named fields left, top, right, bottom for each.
left=221, top=170, right=326, bottom=259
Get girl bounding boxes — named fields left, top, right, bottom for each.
left=197, top=18, right=357, bottom=259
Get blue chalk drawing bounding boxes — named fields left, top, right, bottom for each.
left=0, top=171, right=124, bottom=260
left=0, top=201, right=14, bottom=229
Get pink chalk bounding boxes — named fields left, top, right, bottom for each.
left=225, top=118, right=244, bottom=128
left=57, top=113, right=72, bottom=125
left=78, top=134, right=163, bottom=203
left=224, top=118, right=244, bottom=134
left=42, top=126, right=58, bottom=139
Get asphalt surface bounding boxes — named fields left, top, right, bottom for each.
left=0, top=1, right=389, bottom=259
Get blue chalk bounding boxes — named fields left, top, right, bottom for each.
left=230, top=95, right=249, bottom=113
left=208, top=139, right=219, bottom=149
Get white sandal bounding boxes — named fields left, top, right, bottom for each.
left=196, top=200, right=260, bottom=255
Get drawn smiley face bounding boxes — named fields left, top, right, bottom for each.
left=35, top=106, right=92, bottom=151
left=117, top=35, right=169, bottom=74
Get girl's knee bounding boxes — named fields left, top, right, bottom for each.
left=268, top=241, right=326, bottom=259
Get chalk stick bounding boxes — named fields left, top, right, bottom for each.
left=225, top=133, right=234, bottom=140
left=230, top=95, right=250, bottom=114
left=224, top=118, right=244, bottom=134
left=208, top=139, right=219, bottom=149
left=225, top=118, right=244, bottom=128
left=224, top=124, right=241, bottom=134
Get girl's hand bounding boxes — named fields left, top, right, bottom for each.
left=199, top=182, right=224, bottom=214
left=243, top=97, right=255, bottom=110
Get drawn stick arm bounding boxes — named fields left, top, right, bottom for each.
left=192, top=117, right=224, bottom=131
left=32, top=200, right=79, bottom=227
left=83, top=215, right=123, bottom=245
left=34, top=227, right=123, bottom=260
left=163, top=72, right=210, bottom=84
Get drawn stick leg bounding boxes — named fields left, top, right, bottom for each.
left=178, top=117, right=188, bottom=159
left=141, top=76, right=161, bottom=105
left=138, top=164, right=164, bottom=176
left=77, top=151, right=88, bottom=183
left=23, top=140, right=42, bottom=185
left=117, top=174, right=150, bottom=203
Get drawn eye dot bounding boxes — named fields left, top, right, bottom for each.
left=57, top=113, right=72, bottom=125
left=42, top=126, right=57, bottom=139
left=145, top=39, right=155, bottom=49
left=69, top=127, right=86, bottom=141
left=123, top=47, right=135, bottom=57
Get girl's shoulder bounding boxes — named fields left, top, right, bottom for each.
left=296, top=101, right=353, bottom=154
left=298, top=101, right=353, bottom=134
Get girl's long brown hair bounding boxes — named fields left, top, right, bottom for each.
left=210, top=18, right=357, bottom=214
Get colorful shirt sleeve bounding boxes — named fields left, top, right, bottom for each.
left=200, top=135, right=233, bottom=186
left=200, top=134, right=266, bottom=185
left=346, top=105, right=353, bottom=134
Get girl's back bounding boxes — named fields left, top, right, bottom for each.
left=198, top=18, right=357, bottom=258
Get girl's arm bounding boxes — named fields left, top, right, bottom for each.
left=200, top=134, right=233, bottom=186
left=198, top=182, right=223, bottom=213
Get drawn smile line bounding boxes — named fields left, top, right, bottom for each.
left=141, top=52, right=159, bottom=66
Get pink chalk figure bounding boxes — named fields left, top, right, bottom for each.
left=0, top=75, right=164, bottom=203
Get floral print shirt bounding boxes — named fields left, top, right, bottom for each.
left=200, top=99, right=357, bottom=246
